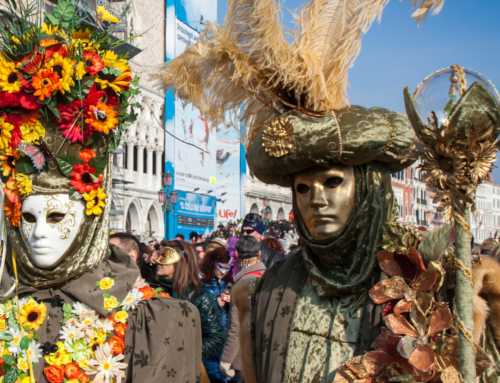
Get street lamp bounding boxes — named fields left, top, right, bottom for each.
left=158, top=172, right=177, bottom=240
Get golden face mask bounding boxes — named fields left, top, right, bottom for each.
left=156, top=247, right=182, bottom=265
left=294, top=165, right=356, bottom=238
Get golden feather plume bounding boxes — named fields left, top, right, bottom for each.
left=151, top=0, right=444, bottom=146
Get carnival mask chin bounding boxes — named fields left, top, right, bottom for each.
left=21, top=194, right=86, bottom=268
left=294, top=165, right=356, bottom=238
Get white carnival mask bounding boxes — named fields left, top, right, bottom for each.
left=21, top=194, right=86, bottom=268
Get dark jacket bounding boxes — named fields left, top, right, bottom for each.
left=158, top=277, right=225, bottom=359
left=260, top=241, right=285, bottom=269
left=203, top=276, right=234, bottom=381
left=221, top=261, right=267, bottom=371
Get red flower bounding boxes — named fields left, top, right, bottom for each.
left=0, top=90, right=38, bottom=109
left=4, top=177, right=21, bottom=203
left=76, top=372, right=90, bottom=383
left=64, top=363, right=80, bottom=379
left=114, top=322, right=127, bottom=339
left=44, top=365, right=65, bottom=383
left=0, top=359, right=5, bottom=375
left=70, top=163, right=102, bottom=194
left=79, top=149, right=96, bottom=163
left=108, top=336, right=125, bottom=355
left=139, top=286, right=156, bottom=300
left=83, top=51, right=104, bottom=75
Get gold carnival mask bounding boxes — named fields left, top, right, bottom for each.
left=294, top=165, right=356, bottom=238
left=156, top=246, right=182, bottom=265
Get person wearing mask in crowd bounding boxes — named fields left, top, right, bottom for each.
left=241, top=213, right=284, bottom=268
left=155, top=241, right=225, bottom=364
left=206, top=238, right=227, bottom=253
left=220, top=236, right=266, bottom=383
left=196, top=242, right=206, bottom=260
left=199, top=247, right=234, bottom=382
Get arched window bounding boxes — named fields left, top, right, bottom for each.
left=133, top=146, right=138, bottom=171
left=250, top=203, right=259, bottom=214
left=126, top=204, right=140, bottom=232
left=143, top=148, right=148, bottom=173
left=277, top=207, right=285, bottom=220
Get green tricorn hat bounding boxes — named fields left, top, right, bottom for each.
left=246, top=107, right=417, bottom=187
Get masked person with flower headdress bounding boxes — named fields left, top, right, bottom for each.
left=152, top=0, right=500, bottom=381
left=0, top=2, right=201, bottom=382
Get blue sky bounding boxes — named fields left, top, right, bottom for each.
left=216, top=0, right=500, bottom=181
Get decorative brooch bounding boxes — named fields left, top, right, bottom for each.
left=262, top=117, right=293, bottom=157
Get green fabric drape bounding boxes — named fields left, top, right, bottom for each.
left=294, top=162, right=398, bottom=298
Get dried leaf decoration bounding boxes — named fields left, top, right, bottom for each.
left=417, top=223, right=454, bottom=265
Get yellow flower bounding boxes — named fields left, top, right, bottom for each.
left=114, top=311, right=128, bottom=324
left=99, top=277, right=114, bottom=291
left=0, top=116, right=14, bottom=149
left=103, top=296, right=118, bottom=311
left=78, top=356, right=92, bottom=369
left=14, top=174, right=32, bottom=197
left=11, top=36, right=20, bottom=45
left=91, top=329, right=107, bottom=345
left=44, top=53, right=75, bottom=94
left=0, top=342, right=9, bottom=356
left=0, top=57, right=22, bottom=93
left=83, top=188, right=107, bottom=216
left=72, top=28, right=91, bottom=40
left=95, top=51, right=131, bottom=93
left=26, top=331, right=34, bottom=340
left=75, top=61, right=86, bottom=80
left=17, top=300, right=46, bottom=330
left=44, top=342, right=71, bottom=366
left=17, top=358, right=29, bottom=373
left=20, top=377, right=31, bottom=383
left=20, top=121, right=45, bottom=144
left=42, top=23, right=58, bottom=35
left=0, top=319, right=5, bottom=332
left=71, top=28, right=94, bottom=51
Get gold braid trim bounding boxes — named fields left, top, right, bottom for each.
left=373, top=109, right=393, bottom=154
left=331, top=110, right=343, bottom=159
left=454, top=213, right=471, bottom=236
left=453, top=301, right=477, bottom=353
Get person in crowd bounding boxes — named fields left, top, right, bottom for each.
left=241, top=213, right=285, bottom=268
left=175, top=233, right=185, bottom=240
left=155, top=241, right=225, bottom=361
left=262, top=236, right=284, bottom=255
left=196, top=242, right=206, bottom=260
left=199, top=247, right=234, bottom=382
left=207, top=237, right=227, bottom=253
left=139, top=242, right=155, bottom=283
left=190, top=231, right=199, bottom=243
left=109, top=232, right=141, bottom=264
left=220, top=236, right=266, bottom=383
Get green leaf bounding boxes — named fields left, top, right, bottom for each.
left=95, top=281, right=100, bottom=287
left=78, top=76, right=96, bottom=96
left=53, top=0, right=76, bottom=22
left=46, top=97, right=61, bottom=120
left=2, top=355, right=15, bottom=367
left=131, top=75, right=140, bottom=87
left=55, top=154, right=83, bottom=177
left=62, top=303, right=72, bottom=314
left=44, top=13, right=59, bottom=26
left=4, top=366, right=17, bottom=383
left=15, top=156, right=36, bottom=175
left=7, top=315, right=19, bottom=331
left=103, top=294, right=110, bottom=299
left=19, top=336, right=29, bottom=351
left=0, top=172, right=9, bottom=184
left=417, top=223, right=454, bottom=265
left=88, top=156, right=107, bottom=175
left=33, top=333, right=40, bottom=341
left=89, top=173, right=98, bottom=183
left=22, top=325, right=31, bottom=332
left=18, top=373, right=28, bottom=381
left=68, top=186, right=83, bottom=200
left=0, top=331, right=12, bottom=341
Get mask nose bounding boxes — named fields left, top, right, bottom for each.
left=32, top=219, right=48, bottom=240
left=309, top=184, right=328, bottom=209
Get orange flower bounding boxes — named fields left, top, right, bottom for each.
left=114, top=322, right=127, bottom=339
left=0, top=147, right=20, bottom=177
left=79, top=149, right=96, bottom=163
left=32, top=68, right=59, bottom=101
left=3, top=177, right=21, bottom=203
left=0, top=358, right=5, bottom=375
left=138, top=286, right=156, bottom=300
left=4, top=199, right=21, bottom=227
left=108, top=336, right=125, bottom=355
left=64, top=363, right=80, bottom=379
left=76, top=371, right=89, bottom=383
left=44, top=365, right=65, bottom=383
left=85, top=102, right=118, bottom=135
left=160, top=292, right=171, bottom=298
left=20, top=109, right=41, bottom=126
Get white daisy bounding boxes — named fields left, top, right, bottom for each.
left=16, top=296, right=34, bottom=310
left=0, top=299, right=16, bottom=318
left=23, top=341, right=43, bottom=363
left=121, top=289, right=143, bottom=310
left=72, top=302, right=93, bottom=317
left=59, top=325, right=83, bottom=345
left=85, top=343, right=127, bottom=383
left=94, top=318, right=115, bottom=333
left=7, top=328, right=23, bottom=355
left=77, top=312, right=98, bottom=328
left=133, top=277, right=147, bottom=289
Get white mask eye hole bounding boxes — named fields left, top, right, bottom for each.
left=22, top=212, right=36, bottom=223
left=47, top=212, right=66, bottom=224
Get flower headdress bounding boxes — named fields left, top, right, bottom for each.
left=0, top=0, right=140, bottom=226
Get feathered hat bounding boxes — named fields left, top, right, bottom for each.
left=152, top=0, right=445, bottom=186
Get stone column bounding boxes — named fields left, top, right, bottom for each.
left=155, top=149, right=163, bottom=190
left=146, top=146, right=154, bottom=189
left=126, top=142, right=134, bottom=182
left=137, top=141, right=145, bottom=185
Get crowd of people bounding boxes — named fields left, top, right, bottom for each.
left=109, top=213, right=297, bottom=382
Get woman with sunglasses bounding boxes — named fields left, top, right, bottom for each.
left=155, top=241, right=225, bottom=363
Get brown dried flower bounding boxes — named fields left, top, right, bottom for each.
left=262, top=116, right=294, bottom=157
left=420, top=144, right=466, bottom=189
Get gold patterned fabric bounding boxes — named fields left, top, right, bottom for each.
left=284, top=277, right=364, bottom=382
left=4, top=120, right=113, bottom=289
left=246, top=107, right=416, bottom=187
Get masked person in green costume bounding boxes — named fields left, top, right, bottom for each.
left=0, top=2, right=201, bottom=382
left=153, top=0, right=500, bottom=381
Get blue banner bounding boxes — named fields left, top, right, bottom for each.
left=174, top=191, right=217, bottom=239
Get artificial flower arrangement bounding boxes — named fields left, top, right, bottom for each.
left=0, top=278, right=167, bottom=383
left=0, top=0, right=141, bottom=227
